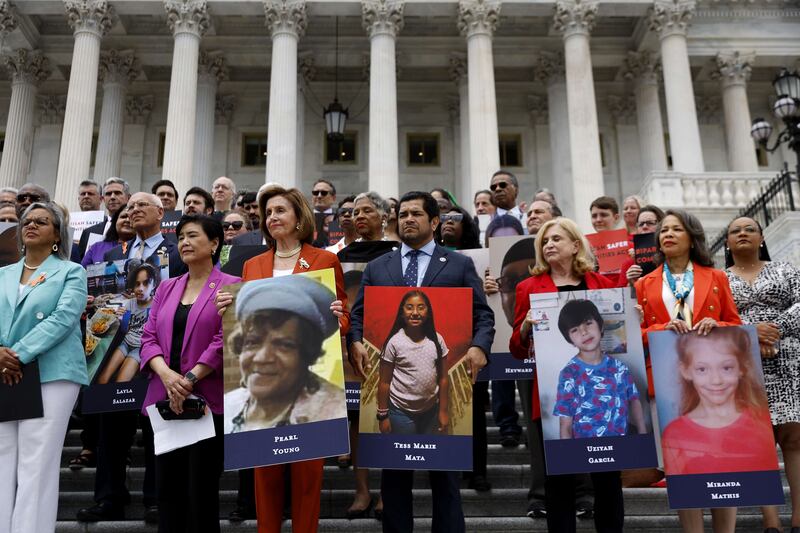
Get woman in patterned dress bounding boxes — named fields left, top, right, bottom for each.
left=725, top=216, right=800, bottom=533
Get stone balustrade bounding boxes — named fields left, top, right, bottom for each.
left=639, top=170, right=778, bottom=210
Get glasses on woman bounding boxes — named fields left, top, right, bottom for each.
left=22, top=217, right=52, bottom=228
left=637, top=219, right=658, bottom=229
left=337, top=207, right=354, bottom=217
left=223, top=221, right=244, bottom=231
left=440, top=213, right=464, bottom=223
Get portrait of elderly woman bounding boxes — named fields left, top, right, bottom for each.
left=224, top=275, right=348, bottom=434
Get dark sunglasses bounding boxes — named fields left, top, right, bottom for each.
left=17, top=193, right=42, bottom=203
left=311, top=190, right=330, bottom=197
left=440, top=213, right=464, bottom=223
left=337, top=207, right=354, bottom=217
left=222, top=221, right=244, bottom=231
left=490, top=182, right=511, bottom=191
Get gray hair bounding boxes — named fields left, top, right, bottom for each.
left=354, top=191, right=390, bottom=216
left=18, top=202, right=71, bottom=260
left=103, top=177, right=130, bottom=196
left=79, top=179, right=100, bottom=190
left=0, top=186, right=18, bottom=195
left=129, top=191, right=163, bottom=209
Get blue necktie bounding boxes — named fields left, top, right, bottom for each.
left=404, top=250, right=420, bottom=287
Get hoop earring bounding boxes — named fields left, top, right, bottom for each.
left=52, top=243, right=59, bottom=253
left=296, top=223, right=301, bottom=231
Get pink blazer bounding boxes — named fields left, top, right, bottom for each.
left=140, top=267, right=241, bottom=414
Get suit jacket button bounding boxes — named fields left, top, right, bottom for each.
left=708, top=305, right=715, bottom=311
left=651, top=316, right=656, bottom=321
left=713, top=286, right=719, bottom=293
left=36, top=312, right=44, bottom=320
left=643, top=298, right=648, bottom=304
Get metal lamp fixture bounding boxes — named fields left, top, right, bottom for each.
left=751, top=68, right=800, bottom=160
left=323, top=16, right=348, bottom=142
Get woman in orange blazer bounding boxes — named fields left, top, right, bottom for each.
left=634, top=209, right=741, bottom=533
left=217, top=185, right=349, bottom=533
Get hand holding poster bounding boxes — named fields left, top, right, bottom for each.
left=531, top=287, right=658, bottom=475
left=222, top=269, right=349, bottom=470
left=648, top=326, right=783, bottom=509
left=357, top=287, right=473, bottom=471
left=586, top=229, right=632, bottom=276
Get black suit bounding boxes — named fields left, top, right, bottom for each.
left=71, top=218, right=108, bottom=263
left=231, top=230, right=264, bottom=246
left=350, top=242, right=494, bottom=533
left=93, top=235, right=186, bottom=512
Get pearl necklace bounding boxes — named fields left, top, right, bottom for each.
left=23, top=260, right=43, bottom=270
left=275, top=245, right=302, bottom=258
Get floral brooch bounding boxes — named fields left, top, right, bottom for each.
left=29, top=273, right=46, bottom=288
left=298, top=257, right=310, bottom=270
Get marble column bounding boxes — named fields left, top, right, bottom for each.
left=122, top=95, right=154, bottom=192
left=362, top=0, right=403, bottom=198
left=458, top=0, right=501, bottom=199
left=450, top=53, right=471, bottom=204
left=55, top=0, right=115, bottom=210
left=553, top=0, right=603, bottom=230
left=649, top=0, right=704, bottom=173
left=194, top=50, right=227, bottom=189
left=711, top=51, right=758, bottom=172
left=535, top=51, right=573, bottom=217
left=264, top=0, right=306, bottom=188
left=528, top=94, right=549, bottom=194
left=0, top=50, right=50, bottom=189
left=94, top=50, right=139, bottom=182
left=623, top=50, right=668, bottom=174
left=30, top=96, right=67, bottom=193
left=163, top=0, right=210, bottom=197
left=297, top=54, right=314, bottom=188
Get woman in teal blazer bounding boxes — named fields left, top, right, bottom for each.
left=0, top=202, right=88, bottom=533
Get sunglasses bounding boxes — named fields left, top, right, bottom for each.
left=490, top=182, right=513, bottom=192
left=223, top=221, right=244, bottom=231
left=17, top=193, right=42, bottom=203
left=337, top=207, right=354, bottom=217
left=311, top=190, right=330, bottom=197
left=440, top=213, right=464, bottom=223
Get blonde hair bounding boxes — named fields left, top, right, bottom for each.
left=531, top=218, right=595, bottom=276
left=257, top=185, right=315, bottom=248
left=676, top=328, right=769, bottom=416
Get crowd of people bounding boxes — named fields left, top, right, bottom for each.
left=0, top=169, right=798, bottom=533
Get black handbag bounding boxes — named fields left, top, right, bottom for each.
left=155, top=397, right=206, bottom=420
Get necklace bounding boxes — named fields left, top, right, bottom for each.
left=23, top=260, right=43, bottom=270
left=275, top=245, right=302, bottom=258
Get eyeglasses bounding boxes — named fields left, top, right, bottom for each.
left=22, top=217, right=52, bottom=228
left=637, top=219, right=658, bottom=229
left=17, top=193, right=42, bottom=203
left=311, top=190, right=331, bottom=197
left=490, top=182, right=511, bottom=192
left=223, top=221, right=244, bottom=231
left=126, top=201, right=157, bottom=211
left=337, top=207, right=354, bottom=217
left=440, top=213, right=464, bottom=224
left=497, top=272, right=531, bottom=294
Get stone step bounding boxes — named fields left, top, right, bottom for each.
left=56, top=487, right=792, bottom=521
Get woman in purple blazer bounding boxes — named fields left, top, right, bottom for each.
left=139, top=214, right=240, bottom=533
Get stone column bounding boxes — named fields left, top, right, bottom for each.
left=711, top=51, right=758, bottom=172
left=214, top=94, right=235, bottom=179
left=264, top=0, right=306, bottom=188
left=30, top=95, right=67, bottom=193
left=458, top=0, right=501, bottom=198
left=535, top=51, right=573, bottom=216
left=194, top=50, right=227, bottom=189
left=55, top=0, right=115, bottom=210
left=122, top=95, right=154, bottom=192
left=649, top=0, right=704, bottom=173
left=623, top=51, right=668, bottom=174
left=0, top=50, right=50, bottom=189
left=94, top=50, right=139, bottom=182
left=553, top=0, right=603, bottom=231
left=528, top=94, right=549, bottom=194
left=362, top=0, right=403, bottom=198
left=162, top=0, right=210, bottom=197
left=297, top=54, right=314, bottom=188
left=450, top=53, right=471, bottom=204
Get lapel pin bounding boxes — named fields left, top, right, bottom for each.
left=209, top=282, right=216, bottom=289
left=439, top=257, right=446, bottom=262
left=392, top=247, right=398, bottom=251
left=36, top=312, right=44, bottom=320
left=299, top=258, right=310, bottom=269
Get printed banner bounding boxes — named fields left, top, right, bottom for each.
left=357, top=287, right=473, bottom=471
left=327, top=220, right=344, bottom=246
left=160, top=210, right=183, bottom=242
left=223, top=268, right=349, bottom=470
left=648, top=326, right=783, bottom=509
left=532, top=287, right=658, bottom=475
left=478, top=235, right=536, bottom=381
left=586, top=229, right=632, bottom=276
left=633, top=233, right=658, bottom=276
left=0, top=222, right=19, bottom=268
left=69, top=210, right=105, bottom=243
left=82, top=255, right=171, bottom=414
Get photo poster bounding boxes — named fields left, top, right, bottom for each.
left=633, top=232, right=658, bottom=276
left=81, top=254, right=172, bottom=414
left=69, top=210, right=105, bottom=244
left=648, top=325, right=783, bottom=509
left=531, top=287, right=658, bottom=475
left=357, top=286, right=473, bottom=471
left=341, top=262, right=370, bottom=411
left=478, top=234, right=536, bottom=381
left=0, top=222, right=19, bottom=267
left=222, top=268, right=349, bottom=470
left=586, top=229, right=632, bottom=276
left=160, top=210, right=183, bottom=242
left=219, top=245, right=269, bottom=277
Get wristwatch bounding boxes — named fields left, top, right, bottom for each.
left=184, top=371, right=198, bottom=385
left=376, top=412, right=389, bottom=422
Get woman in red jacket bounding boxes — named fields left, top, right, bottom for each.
left=634, top=209, right=741, bottom=533
left=510, top=217, right=623, bottom=533
left=216, top=185, right=349, bottom=533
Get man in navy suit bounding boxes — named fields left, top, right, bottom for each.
left=349, top=191, right=494, bottom=533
